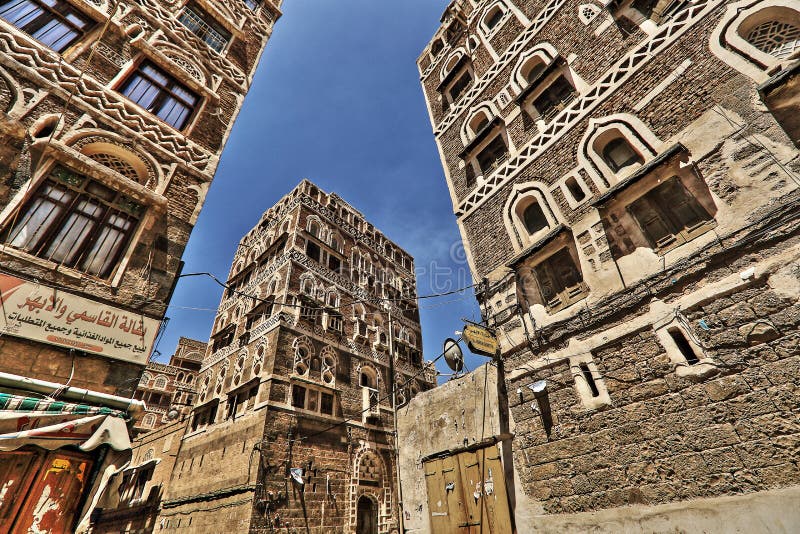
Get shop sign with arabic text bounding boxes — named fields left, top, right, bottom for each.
left=0, top=273, right=158, bottom=364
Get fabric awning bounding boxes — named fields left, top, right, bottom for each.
left=0, top=392, right=132, bottom=452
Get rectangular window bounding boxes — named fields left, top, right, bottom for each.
left=243, top=0, right=260, bottom=10
left=533, top=248, right=587, bottom=311
left=476, top=135, right=509, bottom=176
left=448, top=71, right=472, bottom=103
left=211, top=325, right=235, bottom=352
left=291, top=385, right=306, bottom=409
left=177, top=3, right=231, bottom=52
left=627, top=178, right=713, bottom=251
left=327, top=312, right=343, bottom=333
left=306, top=240, right=321, bottom=263
left=320, top=392, right=334, bottom=415
left=0, top=0, right=94, bottom=52
left=1, top=166, right=142, bottom=278
left=533, top=75, right=576, bottom=121
left=328, top=255, right=341, bottom=273
left=119, top=61, right=199, bottom=130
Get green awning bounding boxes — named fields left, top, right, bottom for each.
left=0, top=392, right=129, bottom=419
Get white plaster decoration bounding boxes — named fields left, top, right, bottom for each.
left=496, top=88, right=512, bottom=108
left=0, top=29, right=214, bottom=172
left=577, top=114, right=661, bottom=189
left=710, top=0, right=800, bottom=83
left=434, top=0, right=569, bottom=134
left=502, top=181, right=564, bottom=252
left=453, top=0, right=719, bottom=219
left=460, top=101, right=499, bottom=144
left=633, top=59, right=693, bottom=111
left=479, top=1, right=512, bottom=38
left=509, top=43, right=559, bottom=95
left=578, top=3, right=602, bottom=25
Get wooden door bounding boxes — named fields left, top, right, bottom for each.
left=0, top=448, right=94, bottom=534
left=423, top=446, right=512, bottom=533
left=0, top=449, right=44, bottom=532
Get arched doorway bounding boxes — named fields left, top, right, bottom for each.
left=356, top=495, right=378, bottom=534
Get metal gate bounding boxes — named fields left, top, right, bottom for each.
left=0, top=448, right=94, bottom=533
left=423, top=446, right=512, bottom=533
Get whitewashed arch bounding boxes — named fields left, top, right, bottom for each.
left=503, top=181, right=563, bottom=252
left=710, top=0, right=800, bottom=83
left=460, top=101, right=501, bottom=144
left=577, top=114, right=661, bottom=190
left=439, top=48, right=469, bottom=82
left=509, top=42, right=560, bottom=95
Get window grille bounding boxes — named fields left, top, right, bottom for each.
left=747, top=20, right=800, bottom=59
left=178, top=4, right=231, bottom=53
left=88, top=152, right=142, bottom=184
left=0, top=0, right=93, bottom=52
left=2, top=166, right=142, bottom=278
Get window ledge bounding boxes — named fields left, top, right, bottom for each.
left=675, top=360, right=719, bottom=380
left=506, top=224, right=568, bottom=268
left=459, top=116, right=503, bottom=158
left=592, top=143, right=688, bottom=207
left=514, top=55, right=566, bottom=104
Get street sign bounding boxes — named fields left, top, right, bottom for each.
left=462, top=324, right=498, bottom=357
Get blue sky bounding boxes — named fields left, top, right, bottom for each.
left=156, top=0, right=489, bottom=379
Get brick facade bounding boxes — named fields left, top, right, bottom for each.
left=154, top=181, right=436, bottom=533
left=417, top=0, right=800, bottom=529
left=132, top=336, right=206, bottom=436
left=0, top=0, right=282, bottom=396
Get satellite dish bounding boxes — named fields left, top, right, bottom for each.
left=443, top=338, right=464, bottom=372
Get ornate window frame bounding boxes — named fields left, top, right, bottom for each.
left=709, top=0, right=800, bottom=83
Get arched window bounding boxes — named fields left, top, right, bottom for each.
left=186, top=374, right=194, bottom=384
left=154, top=376, right=167, bottom=389
left=483, top=4, right=506, bottom=32
left=431, top=38, right=444, bottom=57
left=176, top=372, right=185, bottom=383
left=468, top=110, right=491, bottom=136
left=253, top=344, right=265, bottom=375
left=521, top=200, right=548, bottom=235
left=601, top=137, right=644, bottom=172
left=215, top=364, right=227, bottom=395
left=200, top=375, right=210, bottom=402
left=293, top=337, right=312, bottom=376
left=522, top=57, right=547, bottom=85
left=308, top=220, right=320, bottom=237
left=745, top=19, right=800, bottom=59
left=233, top=354, right=245, bottom=386
left=140, top=372, right=152, bottom=386
left=360, top=367, right=377, bottom=390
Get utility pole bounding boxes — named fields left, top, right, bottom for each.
left=386, top=304, right=405, bottom=534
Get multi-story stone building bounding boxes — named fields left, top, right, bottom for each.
left=416, top=0, right=800, bottom=531
left=158, top=180, right=435, bottom=533
left=133, top=336, right=205, bottom=436
left=0, top=0, right=281, bottom=529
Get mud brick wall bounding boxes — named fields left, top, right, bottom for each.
left=507, top=277, right=799, bottom=514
